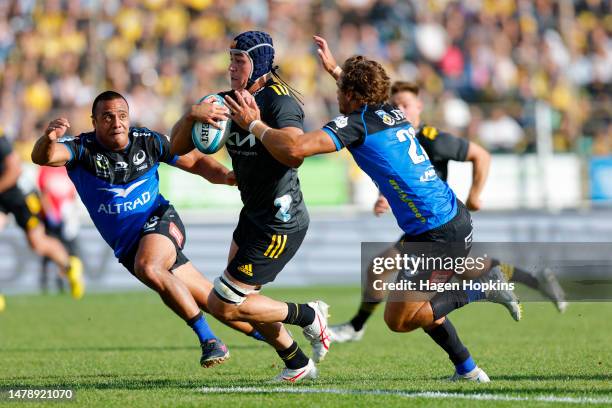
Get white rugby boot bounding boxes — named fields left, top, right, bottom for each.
left=329, top=322, right=365, bottom=343
left=450, top=366, right=491, bottom=383
left=271, top=358, right=318, bottom=383
left=302, top=301, right=331, bottom=362
left=537, top=267, right=568, bottom=313
left=480, top=265, right=522, bottom=321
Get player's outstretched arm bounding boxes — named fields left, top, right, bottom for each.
left=170, top=101, right=229, bottom=156
left=173, top=149, right=236, bottom=185
left=31, top=118, right=73, bottom=167
left=224, top=91, right=336, bottom=167
left=465, top=141, right=491, bottom=211
left=313, top=35, right=342, bottom=81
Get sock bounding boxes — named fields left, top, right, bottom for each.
left=283, top=303, right=315, bottom=327
left=187, top=311, right=216, bottom=344
left=350, top=301, right=381, bottom=331
left=249, top=329, right=266, bottom=342
left=425, top=318, right=474, bottom=374
left=277, top=341, right=310, bottom=370
left=430, top=287, right=484, bottom=321
left=492, top=259, right=539, bottom=290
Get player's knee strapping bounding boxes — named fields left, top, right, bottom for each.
left=213, top=275, right=257, bottom=305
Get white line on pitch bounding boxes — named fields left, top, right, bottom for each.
left=199, top=387, right=612, bottom=405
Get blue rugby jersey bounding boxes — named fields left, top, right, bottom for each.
left=59, top=127, right=178, bottom=258
left=322, top=104, right=457, bottom=236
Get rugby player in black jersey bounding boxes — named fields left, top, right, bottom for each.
left=312, top=36, right=567, bottom=344
left=0, top=130, right=83, bottom=302
left=171, top=31, right=329, bottom=383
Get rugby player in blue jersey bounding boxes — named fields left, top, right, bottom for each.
left=312, top=37, right=567, bottom=344
left=226, top=54, right=522, bottom=382
left=31, top=91, right=264, bottom=368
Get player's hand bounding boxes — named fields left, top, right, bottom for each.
left=225, top=170, right=237, bottom=186
left=466, top=195, right=482, bottom=211
left=224, top=90, right=261, bottom=131
left=45, top=118, right=70, bottom=141
left=373, top=195, right=390, bottom=216
left=190, top=102, right=229, bottom=130
left=313, top=35, right=339, bottom=77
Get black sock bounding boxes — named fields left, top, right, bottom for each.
left=430, top=290, right=470, bottom=320
left=277, top=341, right=309, bottom=369
left=350, top=301, right=381, bottom=331
left=492, top=258, right=539, bottom=290
left=283, top=303, right=315, bottom=327
left=424, top=318, right=470, bottom=366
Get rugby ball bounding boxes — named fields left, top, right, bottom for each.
left=191, top=94, right=232, bottom=154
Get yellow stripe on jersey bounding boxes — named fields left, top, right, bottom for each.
left=26, top=216, right=39, bottom=230
left=25, top=193, right=41, bottom=215
left=422, top=126, right=439, bottom=140
left=264, top=235, right=277, bottom=257
left=274, top=235, right=288, bottom=259
left=270, top=84, right=289, bottom=96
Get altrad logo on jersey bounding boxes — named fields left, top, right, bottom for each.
left=96, top=178, right=152, bottom=215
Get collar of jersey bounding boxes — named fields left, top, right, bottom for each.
left=93, top=132, right=132, bottom=154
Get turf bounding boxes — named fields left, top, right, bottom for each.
left=0, top=287, right=610, bottom=407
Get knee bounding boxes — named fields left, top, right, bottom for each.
left=134, top=261, right=164, bottom=289
left=383, top=306, right=424, bottom=333
left=207, top=292, right=239, bottom=321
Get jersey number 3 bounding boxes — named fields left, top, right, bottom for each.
left=396, top=128, right=429, bottom=164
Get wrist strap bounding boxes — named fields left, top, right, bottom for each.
left=248, top=120, right=261, bottom=133
left=332, top=66, right=343, bottom=76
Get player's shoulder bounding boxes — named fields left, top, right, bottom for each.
left=130, top=126, right=168, bottom=147
left=364, top=103, right=408, bottom=130
left=259, top=81, right=299, bottom=106
left=417, top=124, right=441, bottom=141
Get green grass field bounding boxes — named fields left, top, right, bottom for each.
left=1, top=287, right=611, bottom=407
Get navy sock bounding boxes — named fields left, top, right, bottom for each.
left=283, top=303, right=315, bottom=327
left=350, top=301, right=380, bottom=331
left=430, top=287, right=484, bottom=320
left=187, top=311, right=216, bottom=344
left=424, top=319, right=473, bottom=373
left=277, top=341, right=309, bottom=370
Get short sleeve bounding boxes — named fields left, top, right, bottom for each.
left=149, top=129, right=178, bottom=165
left=322, top=112, right=365, bottom=150
left=421, top=126, right=469, bottom=162
left=266, top=94, right=304, bottom=130
left=58, top=135, right=81, bottom=167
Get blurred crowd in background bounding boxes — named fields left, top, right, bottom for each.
left=0, top=0, right=610, bottom=159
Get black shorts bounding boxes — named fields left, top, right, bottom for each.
left=119, top=204, right=189, bottom=275
left=227, top=214, right=307, bottom=286
left=0, top=186, right=42, bottom=231
left=394, top=200, right=473, bottom=289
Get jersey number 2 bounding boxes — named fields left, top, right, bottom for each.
left=396, top=128, right=429, bottom=164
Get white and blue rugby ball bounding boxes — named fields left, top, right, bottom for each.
left=191, top=94, right=232, bottom=154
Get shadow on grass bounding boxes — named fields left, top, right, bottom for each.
left=0, top=344, right=261, bottom=353
left=0, top=375, right=267, bottom=391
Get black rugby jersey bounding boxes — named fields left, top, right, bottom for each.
left=415, top=125, right=469, bottom=182
left=219, top=81, right=309, bottom=234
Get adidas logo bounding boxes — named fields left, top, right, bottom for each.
left=237, top=264, right=253, bottom=276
